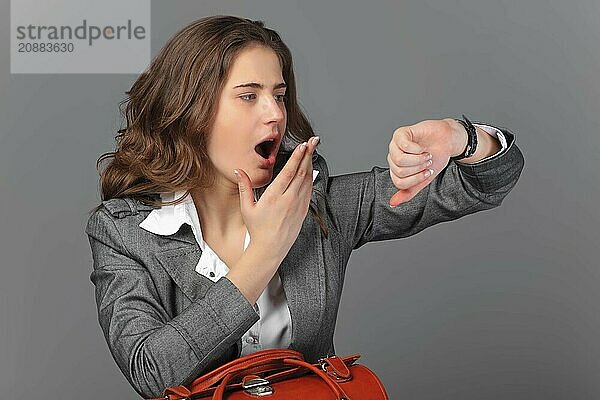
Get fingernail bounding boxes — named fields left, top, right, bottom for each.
left=300, top=142, right=307, bottom=150
left=311, top=136, right=320, bottom=145
left=426, top=153, right=432, bottom=159
left=233, top=169, right=240, bottom=181
left=425, top=168, right=434, bottom=177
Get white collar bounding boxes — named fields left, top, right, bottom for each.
left=139, top=170, right=319, bottom=244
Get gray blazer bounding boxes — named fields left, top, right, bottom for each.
left=86, top=124, right=524, bottom=398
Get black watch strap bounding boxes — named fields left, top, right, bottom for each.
left=450, top=114, right=478, bottom=161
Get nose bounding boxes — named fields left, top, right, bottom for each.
left=261, top=95, right=285, bottom=123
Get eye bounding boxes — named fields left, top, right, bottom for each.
left=239, top=93, right=286, bottom=102
left=240, top=94, right=256, bottom=101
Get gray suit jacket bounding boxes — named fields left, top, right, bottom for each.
left=86, top=124, right=524, bottom=398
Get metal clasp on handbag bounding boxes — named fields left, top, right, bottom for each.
left=319, top=354, right=336, bottom=372
left=319, top=355, right=352, bottom=382
left=242, top=377, right=273, bottom=396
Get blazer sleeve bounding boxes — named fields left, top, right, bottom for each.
left=323, top=124, right=525, bottom=250
left=85, top=209, right=259, bottom=399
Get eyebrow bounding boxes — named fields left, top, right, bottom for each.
left=233, top=82, right=287, bottom=90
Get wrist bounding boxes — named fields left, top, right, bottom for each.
left=456, top=126, right=502, bottom=164
left=226, top=243, right=282, bottom=305
left=446, top=118, right=468, bottom=158
left=449, top=115, right=478, bottom=161
left=246, top=241, right=285, bottom=266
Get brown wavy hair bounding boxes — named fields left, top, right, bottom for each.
left=93, top=15, right=328, bottom=237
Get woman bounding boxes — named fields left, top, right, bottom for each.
left=86, top=15, right=524, bottom=398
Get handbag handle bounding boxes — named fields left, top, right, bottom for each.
left=157, top=352, right=361, bottom=400
left=160, top=349, right=305, bottom=399
left=188, top=349, right=304, bottom=393
left=211, top=357, right=351, bottom=400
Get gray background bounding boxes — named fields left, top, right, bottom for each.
left=1, top=0, right=598, bottom=399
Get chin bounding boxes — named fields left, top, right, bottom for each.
left=251, top=169, right=273, bottom=189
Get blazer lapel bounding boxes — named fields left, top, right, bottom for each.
left=154, top=223, right=213, bottom=302
left=153, top=223, right=246, bottom=356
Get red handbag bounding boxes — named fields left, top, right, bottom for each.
left=147, top=348, right=388, bottom=399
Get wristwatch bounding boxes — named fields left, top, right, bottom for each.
left=450, top=114, right=478, bottom=161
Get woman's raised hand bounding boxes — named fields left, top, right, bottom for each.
left=234, top=136, right=320, bottom=262
left=388, top=119, right=465, bottom=206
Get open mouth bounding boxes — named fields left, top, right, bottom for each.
left=254, top=139, right=276, bottom=160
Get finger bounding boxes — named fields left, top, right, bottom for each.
left=285, top=136, right=319, bottom=196
left=389, top=186, right=420, bottom=207
left=389, top=176, right=432, bottom=207
left=389, top=166, right=435, bottom=190
left=388, top=142, right=432, bottom=167
left=267, top=141, right=308, bottom=195
left=394, top=128, right=425, bottom=154
left=388, top=153, right=433, bottom=178
left=234, top=168, right=255, bottom=211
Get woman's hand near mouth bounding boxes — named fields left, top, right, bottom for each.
left=234, top=135, right=320, bottom=262
left=227, top=136, right=320, bottom=304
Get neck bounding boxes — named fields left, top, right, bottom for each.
left=189, top=178, right=247, bottom=238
